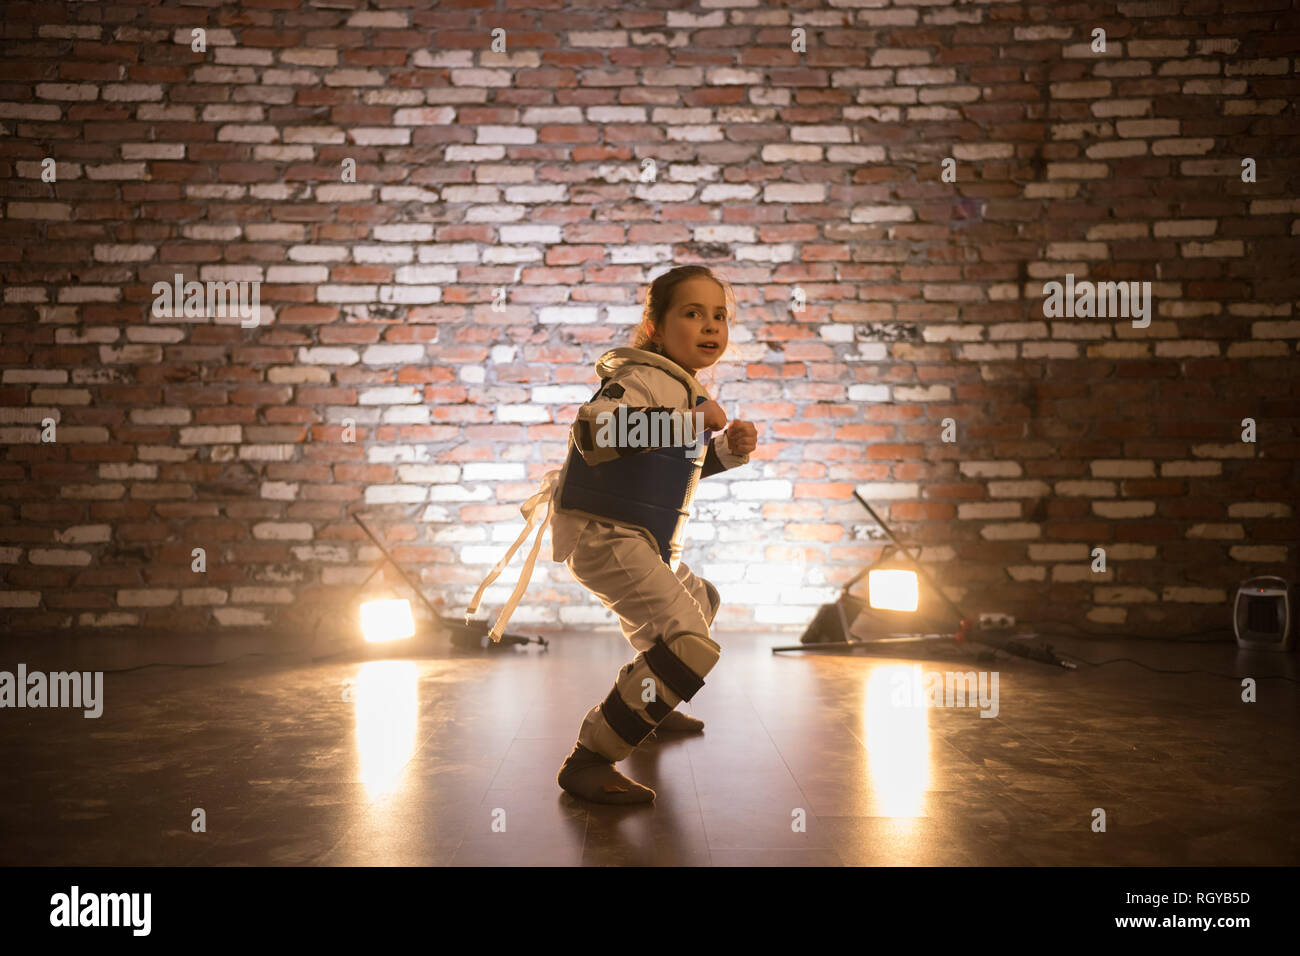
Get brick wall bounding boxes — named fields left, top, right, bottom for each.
left=1, top=0, right=1298, bottom=645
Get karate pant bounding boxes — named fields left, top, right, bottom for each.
left=564, top=520, right=722, bottom=763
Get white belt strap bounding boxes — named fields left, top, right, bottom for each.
left=464, top=468, right=561, bottom=643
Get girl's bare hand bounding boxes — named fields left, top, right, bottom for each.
left=696, top=399, right=727, bottom=431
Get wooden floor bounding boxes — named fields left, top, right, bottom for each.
left=3, top=629, right=1298, bottom=866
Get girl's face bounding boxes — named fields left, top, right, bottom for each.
left=650, top=277, right=729, bottom=374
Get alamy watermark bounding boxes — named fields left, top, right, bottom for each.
left=49, top=886, right=150, bottom=936
left=889, top=665, right=1000, bottom=718
left=594, top=407, right=709, bottom=459
left=0, top=664, right=103, bottom=718
left=1042, top=273, right=1152, bottom=328
left=151, top=273, right=261, bottom=328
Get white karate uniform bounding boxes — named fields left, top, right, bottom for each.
left=466, top=347, right=748, bottom=644
left=466, top=346, right=749, bottom=762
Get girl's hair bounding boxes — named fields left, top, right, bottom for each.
left=632, top=265, right=735, bottom=359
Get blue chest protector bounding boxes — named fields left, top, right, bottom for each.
left=556, top=392, right=713, bottom=569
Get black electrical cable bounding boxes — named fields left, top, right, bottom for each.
left=1010, top=623, right=1300, bottom=684
left=71, top=654, right=279, bottom=675
left=1028, top=618, right=1236, bottom=643
left=1057, top=651, right=1299, bottom=684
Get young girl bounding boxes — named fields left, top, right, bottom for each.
left=466, top=265, right=758, bottom=805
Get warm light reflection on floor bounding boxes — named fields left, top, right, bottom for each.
left=353, top=660, right=419, bottom=799
left=864, top=664, right=932, bottom=818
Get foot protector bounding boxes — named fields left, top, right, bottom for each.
left=557, top=743, right=656, bottom=805
left=651, top=710, right=705, bottom=737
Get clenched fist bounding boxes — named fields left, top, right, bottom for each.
left=695, top=399, right=728, bottom=431
left=725, top=419, right=758, bottom=457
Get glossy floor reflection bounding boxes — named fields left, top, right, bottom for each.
left=2, top=631, right=1297, bottom=866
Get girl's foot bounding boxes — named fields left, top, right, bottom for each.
left=557, top=743, right=656, bottom=804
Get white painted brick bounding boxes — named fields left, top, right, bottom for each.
left=979, top=523, right=1041, bottom=540
left=361, top=344, right=425, bottom=364
left=1054, top=480, right=1116, bottom=497
left=364, top=485, right=427, bottom=504
left=27, top=549, right=93, bottom=566
left=359, top=386, right=421, bottom=405
left=129, top=408, right=192, bottom=425
left=1094, top=587, right=1157, bottom=604
left=1229, top=546, right=1288, bottom=562
left=462, top=463, right=526, bottom=482
left=848, top=385, right=891, bottom=402
left=854, top=482, right=918, bottom=500
left=920, top=325, right=977, bottom=343
left=431, top=489, right=491, bottom=504
left=497, top=406, right=550, bottom=424
left=182, top=589, right=228, bottom=606
left=1227, top=502, right=1290, bottom=518
left=1252, top=320, right=1300, bottom=337
left=396, top=464, right=459, bottom=483
left=894, top=385, right=950, bottom=401
left=1189, top=443, right=1253, bottom=459
left=764, top=184, right=826, bottom=203
left=958, top=502, right=1020, bottom=520
left=118, top=589, right=178, bottom=607
left=987, top=481, right=1050, bottom=497
left=851, top=205, right=915, bottom=223
left=959, top=344, right=1016, bottom=361
left=538, top=307, right=598, bottom=325
left=960, top=461, right=1023, bottom=478
left=214, top=608, right=269, bottom=626
left=260, top=481, right=298, bottom=500
left=288, top=245, right=348, bottom=262
left=269, top=366, right=330, bottom=384
left=51, top=525, right=111, bottom=544
left=1086, top=606, right=1127, bottom=624
left=0, top=591, right=41, bottom=607
left=988, top=322, right=1048, bottom=340
left=1186, top=524, right=1244, bottom=539
left=952, top=143, right=1013, bottom=160
left=98, top=464, right=158, bottom=480
left=531, top=385, right=592, bottom=404
left=231, top=587, right=294, bottom=604
left=179, top=425, right=241, bottom=445
left=290, top=544, right=351, bottom=562
left=731, top=480, right=792, bottom=500
left=1160, top=460, right=1220, bottom=477
left=1008, top=565, right=1046, bottom=582
left=1161, top=586, right=1225, bottom=603
left=1182, top=240, right=1244, bottom=257
left=252, top=522, right=314, bottom=540
left=60, top=484, right=125, bottom=499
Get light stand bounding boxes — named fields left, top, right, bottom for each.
left=772, top=491, right=1073, bottom=669
left=341, top=510, right=549, bottom=653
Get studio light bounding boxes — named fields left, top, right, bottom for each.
left=359, top=598, right=416, bottom=644
left=868, top=566, right=920, bottom=613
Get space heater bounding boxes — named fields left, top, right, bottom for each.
left=1233, top=576, right=1295, bottom=651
